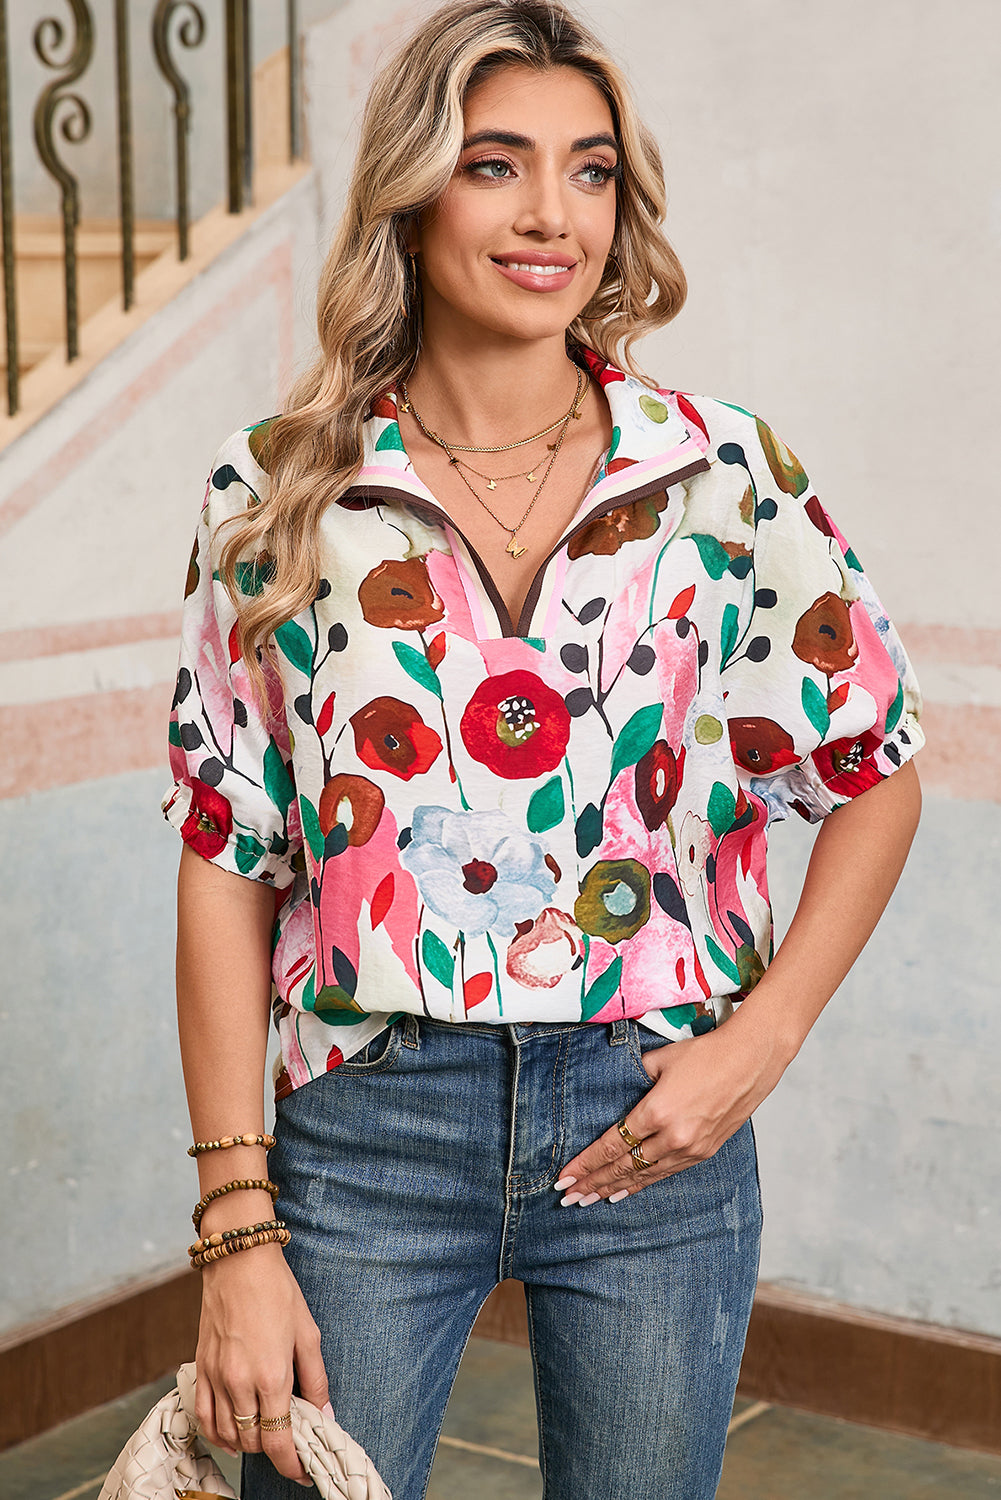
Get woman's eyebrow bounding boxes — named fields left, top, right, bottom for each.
left=461, top=129, right=619, bottom=154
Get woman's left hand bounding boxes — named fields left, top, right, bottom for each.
left=555, top=1010, right=791, bottom=1203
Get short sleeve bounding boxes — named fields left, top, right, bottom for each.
left=161, top=437, right=302, bottom=886
left=721, top=419, right=924, bottom=824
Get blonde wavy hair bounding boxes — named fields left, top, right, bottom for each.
left=220, top=0, right=687, bottom=685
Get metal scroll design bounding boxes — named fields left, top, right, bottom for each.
left=152, top=0, right=205, bottom=262
left=225, top=0, right=252, bottom=214
left=32, top=0, right=94, bottom=363
left=0, top=0, right=18, bottom=414
left=287, top=0, right=301, bottom=163
left=114, top=0, right=134, bottom=310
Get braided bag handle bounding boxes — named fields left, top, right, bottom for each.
left=98, top=1364, right=392, bottom=1499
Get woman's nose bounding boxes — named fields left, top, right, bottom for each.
left=512, top=172, right=571, bottom=240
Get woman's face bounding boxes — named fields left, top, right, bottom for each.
left=414, top=64, right=619, bottom=346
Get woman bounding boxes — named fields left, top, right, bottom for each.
left=163, top=3, right=923, bottom=1496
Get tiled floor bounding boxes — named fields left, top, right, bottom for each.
left=3, top=1338, right=1000, bottom=1499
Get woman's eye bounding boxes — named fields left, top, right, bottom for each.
left=577, top=161, right=616, bottom=187
left=467, top=158, right=514, bottom=181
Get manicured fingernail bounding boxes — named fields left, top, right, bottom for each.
left=554, top=1175, right=576, bottom=1191
left=609, top=1189, right=629, bottom=1203
left=321, top=1401, right=335, bottom=1418
left=578, top=1191, right=601, bottom=1206
left=560, top=1191, right=584, bottom=1206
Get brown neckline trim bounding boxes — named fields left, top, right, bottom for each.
left=343, top=452, right=711, bottom=640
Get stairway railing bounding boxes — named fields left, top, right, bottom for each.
left=0, top=0, right=303, bottom=417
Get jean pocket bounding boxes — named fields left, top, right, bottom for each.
left=335, top=1018, right=404, bottom=1075
left=626, top=1021, right=672, bottom=1085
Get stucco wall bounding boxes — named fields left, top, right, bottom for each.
left=2, top=0, right=998, bottom=1341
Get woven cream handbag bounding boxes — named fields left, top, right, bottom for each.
left=97, top=1363, right=391, bottom=1499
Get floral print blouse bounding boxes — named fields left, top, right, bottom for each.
left=163, top=349, right=923, bottom=1099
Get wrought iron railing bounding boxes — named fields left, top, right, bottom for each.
left=0, top=0, right=303, bottom=417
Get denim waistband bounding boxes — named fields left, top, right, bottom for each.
left=409, top=1015, right=632, bottom=1047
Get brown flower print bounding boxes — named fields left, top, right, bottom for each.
left=358, top=557, right=444, bottom=630
left=793, top=592, right=857, bottom=674
left=568, top=490, right=668, bottom=559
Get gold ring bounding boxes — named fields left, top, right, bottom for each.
left=259, top=1412, right=292, bottom=1433
left=630, top=1143, right=654, bottom=1171
left=616, top=1117, right=644, bottom=1150
left=233, top=1413, right=260, bottom=1431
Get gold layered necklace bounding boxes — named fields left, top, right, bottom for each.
left=399, top=364, right=586, bottom=559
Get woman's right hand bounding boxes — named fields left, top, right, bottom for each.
left=194, top=1243, right=329, bottom=1487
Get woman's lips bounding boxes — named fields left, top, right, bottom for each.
left=491, top=255, right=578, bottom=293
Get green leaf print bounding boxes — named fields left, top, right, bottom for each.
left=234, top=833, right=266, bottom=874
left=527, top=776, right=565, bottom=834
left=299, top=795, right=323, bottom=863
left=609, top=703, right=664, bottom=786
left=168, top=721, right=181, bottom=746
left=720, top=602, right=740, bottom=664
left=581, top=955, right=623, bottom=1019
left=421, top=929, right=454, bottom=989
left=885, top=678, right=904, bottom=735
left=314, top=990, right=371, bottom=1021
left=704, top=936, right=741, bottom=987
left=392, top=640, right=443, bottom=699
left=638, top=394, right=669, bottom=423
left=607, top=424, right=621, bottom=461
left=375, top=422, right=406, bottom=452
left=660, top=1003, right=696, bottom=1030
left=274, top=620, right=313, bottom=677
left=801, top=677, right=831, bottom=737
left=575, top=802, right=603, bottom=858
left=707, top=782, right=736, bottom=838
left=235, top=557, right=275, bottom=596
left=689, top=533, right=731, bottom=581
left=263, top=740, right=294, bottom=812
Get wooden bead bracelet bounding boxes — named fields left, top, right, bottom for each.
left=187, top=1132, right=276, bottom=1157
left=188, top=1219, right=285, bottom=1257
left=190, top=1224, right=290, bottom=1269
left=192, top=1178, right=279, bottom=1231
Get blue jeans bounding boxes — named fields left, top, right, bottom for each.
left=242, top=1015, right=762, bottom=1500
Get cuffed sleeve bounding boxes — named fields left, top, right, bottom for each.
left=720, top=420, right=923, bottom=824
left=161, top=435, right=302, bottom=886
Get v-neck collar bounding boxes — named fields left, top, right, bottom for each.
left=343, top=349, right=713, bottom=638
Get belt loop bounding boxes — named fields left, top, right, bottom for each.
left=608, top=1018, right=629, bottom=1046
left=402, top=1013, right=421, bottom=1049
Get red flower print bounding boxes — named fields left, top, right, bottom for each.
left=812, top=730, right=883, bottom=798
left=792, top=591, right=858, bottom=674
left=460, top=670, right=571, bottom=780
left=357, top=557, right=444, bottom=630
left=181, top=778, right=233, bottom=859
left=728, top=717, right=799, bottom=775
left=350, top=697, right=443, bottom=780
left=634, top=740, right=683, bottom=831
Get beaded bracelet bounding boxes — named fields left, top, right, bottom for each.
left=187, top=1132, right=276, bottom=1158
left=188, top=1219, right=285, bottom=1257
left=192, top=1178, right=279, bottom=1231
left=190, top=1225, right=290, bottom=1269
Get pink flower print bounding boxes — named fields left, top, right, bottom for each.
left=676, top=811, right=714, bottom=898
left=506, top=908, right=583, bottom=989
